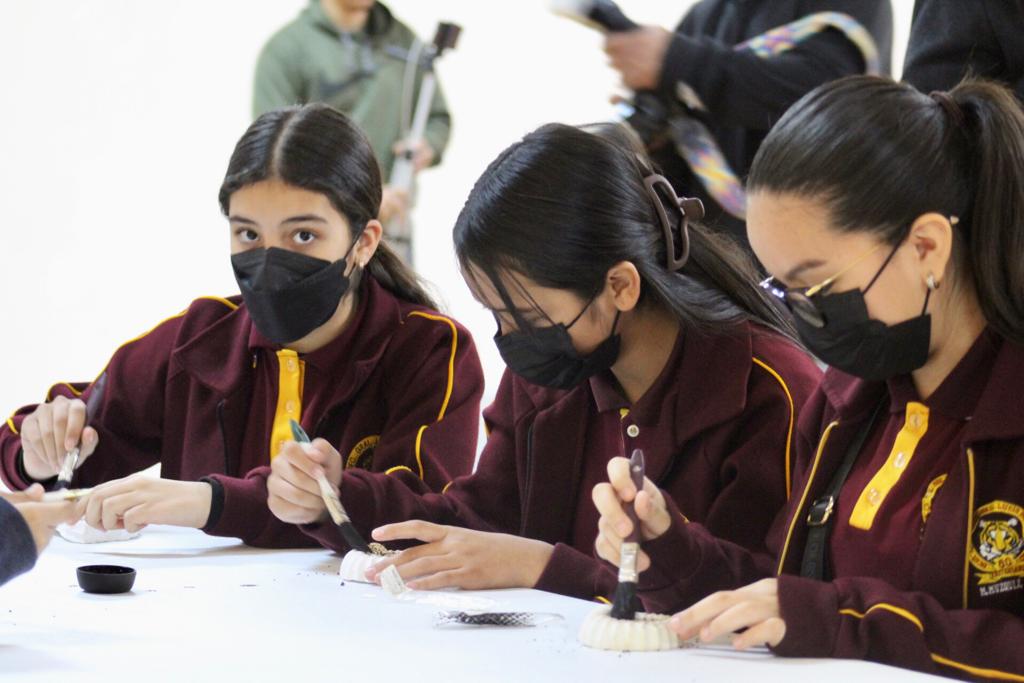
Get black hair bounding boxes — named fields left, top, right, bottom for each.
left=453, top=122, right=795, bottom=340
left=748, top=75, right=1024, bottom=344
left=219, top=103, right=437, bottom=309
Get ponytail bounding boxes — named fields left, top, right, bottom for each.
left=952, top=81, right=1024, bottom=343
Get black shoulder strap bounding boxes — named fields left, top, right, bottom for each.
left=800, top=400, right=886, bottom=581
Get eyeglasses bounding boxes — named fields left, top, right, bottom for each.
left=760, top=240, right=899, bottom=328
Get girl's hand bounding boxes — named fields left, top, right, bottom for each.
left=81, top=475, right=212, bottom=532
left=267, top=438, right=342, bottom=525
left=19, top=397, right=99, bottom=480
left=367, top=521, right=555, bottom=591
left=591, top=456, right=671, bottom=570
left=8, top=484, right=82, bottom=553
left=671, top=578, right=786, bottom=650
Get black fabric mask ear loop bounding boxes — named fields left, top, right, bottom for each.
left=920, top=286, right=932, bottom=316
left=609, top=310, right=622, bottom=336
left=862, top=240, right=903, bottom=295
left=565, top=295, right=598, bottom=330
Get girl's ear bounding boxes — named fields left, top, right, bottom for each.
left=909, top=213, right=955, bottom=288
left=355, top=220, right=383, bottom=267
left=605, top=261, right=642, bottom=313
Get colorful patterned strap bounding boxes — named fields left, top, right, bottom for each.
left=667, top=11, right=881, bottom=220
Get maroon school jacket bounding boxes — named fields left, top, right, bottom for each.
left=299, top=322, right=821, bottom=601
left=639, top=331, right=1024, bottom=681
left=0, top=277, right=483, bottom=547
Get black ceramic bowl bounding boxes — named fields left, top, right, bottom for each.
left=76, top=565, right=136, bottom=594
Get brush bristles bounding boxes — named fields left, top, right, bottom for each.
left=340, top=523, right=370, bottom=553
left=609, top=582, right=640, bottom=620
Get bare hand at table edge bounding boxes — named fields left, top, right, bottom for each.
left=3, top=484, right=81, bottom=553
left=671, top=578, right=786, bottom=650
left=80, top=476, right=212, bottom=532
left=368, top=520, right=555, bottom=591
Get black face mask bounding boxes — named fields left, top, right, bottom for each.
left=232, top=245, right=357, bottom=345
left=794, top=260, right=933, bottom=382
left=495, top=299, right=621, bottom=390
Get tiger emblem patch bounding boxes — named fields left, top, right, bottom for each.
left=346, top=435, right=380, bottom=469
left=970, top=500, right=1024, bottom=596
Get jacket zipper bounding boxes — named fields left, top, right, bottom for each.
left=519, top=422, right=535, bottom=536
left=216, top=399, right=232, bottom=475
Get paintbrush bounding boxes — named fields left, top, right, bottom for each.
left=55, top=373, right=108, bottom=490
left=288, top=419, right=370, bottom=553
left=41, top=488, right=93, bottom=503
left=609, top=448, right=646, bottom=620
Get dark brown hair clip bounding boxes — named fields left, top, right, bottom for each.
left=643, top=174, right=704, bottom=272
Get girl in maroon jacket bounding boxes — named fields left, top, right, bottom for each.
left=595, top=77, right=1024, bottom=679
left=0, top=104, right=484, bottom=547
left=266, top=123, right=821, bottom=601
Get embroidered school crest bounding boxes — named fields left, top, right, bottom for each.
left=921, top=474, right=947, bottom=523
left=970, top=500, right=1024, bottom=588
left=346, top=434, right=380, bottom=469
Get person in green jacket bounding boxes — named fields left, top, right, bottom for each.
left=253, top=0, right=451, bottom=231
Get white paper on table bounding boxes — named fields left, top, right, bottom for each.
left=56, top=519, right=142, bottom=544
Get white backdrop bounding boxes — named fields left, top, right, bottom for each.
left=0, top=1, right=913, bottom=427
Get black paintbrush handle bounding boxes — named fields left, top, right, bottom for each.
left=624, top=448, right=646, bottom=543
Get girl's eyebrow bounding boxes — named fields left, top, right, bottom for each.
left=783, top=258, right=827, bottom=282
left=282, top=214, right=328, bottom=224
left=228, top=214, right=328, bottom=225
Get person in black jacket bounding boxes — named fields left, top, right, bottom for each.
left=604, top=0, right=893, bottom=248
left=0, top=486, right=79, bottom=586
left=903, top=0, right=1023, bottom=101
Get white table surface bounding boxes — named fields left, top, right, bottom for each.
left=0, top=526, right=941, bottom=682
